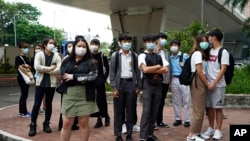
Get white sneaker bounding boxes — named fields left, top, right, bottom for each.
left=212, top=129, right=223, bottom=140
left=186, top=135, right=205, bottom=141
left=202, top=127, right=215, bottom=137
left=133, top=125, right=140, bottom=132
left=122, top=124, right=127, bottom=134
left=198, top=133, right=210, bottom=140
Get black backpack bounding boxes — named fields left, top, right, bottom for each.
left=179, top=55, right=196, bottom=86
left=218, top=47, right=234, bottom=85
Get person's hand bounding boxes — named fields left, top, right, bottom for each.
left=62, top=73, right=73, bottom=82
left=113, top=90, right=119, bottom=98
left=24, top=64, right=29, bottom=68
left=208, top=82, right=216, bottom=91
left=135, top=89, right=140, bottom=95
left=50, top=65, right=56, bottom=71
left=179, top=62, right=184, bottom=67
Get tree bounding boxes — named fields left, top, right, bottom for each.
left=166, top=21, right=208, bottom=54
left=109, top=38, right=119, bottom=57
left=0, top=0, right=65, bottom=46
left=224, top=0, right=250, bottom=38
left=224, top=0, right=249, bottom=12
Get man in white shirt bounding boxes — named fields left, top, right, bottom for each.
left=202, top=29, right=229, bottom=140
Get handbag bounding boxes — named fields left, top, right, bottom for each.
left=18, top=56, right=35, bottom=85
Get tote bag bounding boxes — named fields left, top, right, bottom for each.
left=18, top=56, right=35, bottom=85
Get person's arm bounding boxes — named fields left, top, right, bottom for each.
left=46, top=55, right=62, bottom=75
left=109, top=52, right=117, bottom=91
left=34, top=52, right=53, bottom=73
left=103, top=54, right=109, bottom=81
left=140, top=64, right=162, bottom=73
left=196, top=63, right=209, bottom=87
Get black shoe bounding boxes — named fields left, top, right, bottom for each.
left=28, top=123, right=37, bottom=137
left=71, top=125, right=79, bottom=130
left=147, top=135, right=159, bottom=141
left=126, top=135, right=133, bottom=141
left=173, top=120, right=182, bottom=126
left=105, top=115, right=110, bottom=126
left=116, top=136, right=123, bottom=141
left=184, top=122, right=190, bottom=127
left=94, top=117, right=103, bottom=128
left=157, top=122, right=170, bottom=128
left=43, top=121, right=52, bottom=133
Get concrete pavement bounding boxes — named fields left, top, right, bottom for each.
left=0, top=93, right=250, bottom=141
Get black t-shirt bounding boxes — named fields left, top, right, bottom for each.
left=40, top=52, right=54, bottom=87
left=15, top=55, right=31, bottom=81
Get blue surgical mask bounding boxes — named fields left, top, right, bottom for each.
left=146, top=43, right=156, bottom=50
left=23, top=48, right=29, bottom=54
left=200, top=42, right=209, bottom=50
left=122, top=43, right=131, bottom=51
left=159, top=39, right=167, bottom=46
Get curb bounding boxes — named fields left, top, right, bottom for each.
left=0, top=130, right=32, bottom=141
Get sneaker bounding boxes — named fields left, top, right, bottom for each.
left=212, top=129, right=223, bottom=140
left=122, top=124, right=127, bottom=134
left=39, top=108, right=45, bottom=114
left=21, top=112, right=31, bottom=117
left=198, top=133, right=210, bottom=140
left=186, top=135, right=204, bottom=141
left=17, top=113, right=22, bottom=117
left=202, top=127, right=215, bottom=137
left=133, top=125, right=140, bottom=132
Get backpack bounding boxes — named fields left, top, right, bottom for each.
left=179, top=55, right=196, bottom=86
left=218, top=47, right=234, bottom=85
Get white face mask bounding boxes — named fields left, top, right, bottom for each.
left=75, top=47, right=87, bottom=57
left=47, top=44, right=55, bottom=52
left=35, top=49, right=41, bottom=54
left=90, top=45, right=99, bottom=52
left=170, top=46, right=178, bottom=53
left=67, top=47, right=73, bottom=54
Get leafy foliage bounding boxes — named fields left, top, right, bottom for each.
left=166, top=21, right=208, bottom=54
left=0, top=0, right=65, bottom=46
left=226, top=65, right=250, bottom=94
left=223, top=0, right=249, bottom=12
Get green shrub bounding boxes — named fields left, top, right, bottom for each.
left=226, top=65, right=250, bottom=94
left=0, top=58, right=17, bottom=74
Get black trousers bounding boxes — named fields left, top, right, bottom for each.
left=114, top=80, right=137, bottom=136
left=17, top=77, right=30, bottom=114
left=156, top=83, right=169, bottom=124
left=122, top=96, right=138, bottom=125
left=31, top=87, right=55, bottom=123
left=95, top=83, right=109, bottom=117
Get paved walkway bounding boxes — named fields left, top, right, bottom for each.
left=0, top=94, right=250, bottom=141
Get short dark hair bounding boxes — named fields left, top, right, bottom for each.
left=18, top=42, right=29, bottom=48
left=207, top=29, right=223, bottom=42
left=156, top=32, right=168, bottom=39
left=169, top=39, right=181, bottom=46
left=118, top=33, right=132, bottom=41
left=143, top=34, right=156, bottom=42
left=90, top=39, right=100, bottom=45
left=75, top=35, right=85, bottom=41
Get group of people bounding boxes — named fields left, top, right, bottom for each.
left=14, top=28, right=228, bottom=141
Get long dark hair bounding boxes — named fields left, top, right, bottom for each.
left=62, top=38, right=93, bottom=65
left=190, top=35, right=210, bottom=61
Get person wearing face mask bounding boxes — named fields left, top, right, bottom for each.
left=28, top=37, right=62, bottom=137
left=30, top=44, right=47, bottom=114
left=154, top=32, right=171, bottom=129
left=89, top=39, right=110, bottom=128
left=58, top=41, right=80, bottom=131
left=138, top=34, right=169, bottom=141
left=59, top=38, right=98, bottom=141
left=109, top=33, right=141, bottom=141
left=200, top=29, right=229, bottom=140
left=186, top=35, right=210, bottom=141
left=15, top=42, right=32, bottom=117
left=169, top=39, right=191, bottom=128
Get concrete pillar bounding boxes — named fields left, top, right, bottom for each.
left=110, top=8, right=167, bottom=50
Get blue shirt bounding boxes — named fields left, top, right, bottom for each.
left=170, top=51, right=189, bottom=76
